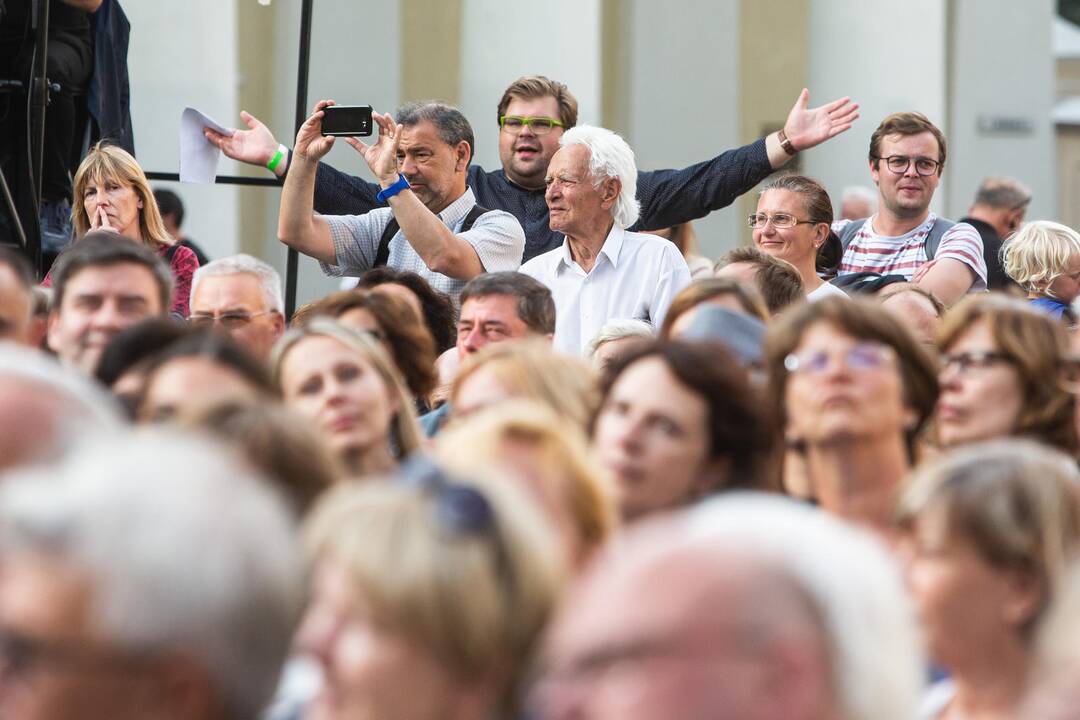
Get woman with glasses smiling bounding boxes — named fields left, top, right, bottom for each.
left=935, top=294, right=1077, bottom=455
left=750, top=174, right=847, bottom=301
left=764, top=296, right=938, bottom=538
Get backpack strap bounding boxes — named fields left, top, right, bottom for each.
left=373, top=203, right=491, bottom=268
left=838, top=219, right=867, bottom=252
left=924, top=217, right=955, bottom=260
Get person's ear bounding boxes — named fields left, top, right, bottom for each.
left=454, top=141, right=471, bottom=173
left=1002, top=569, right=1045, bottom=630
left=600, top=177, right=621, bottom=208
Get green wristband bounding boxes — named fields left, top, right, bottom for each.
left=267, top=144, right=288, bottom=172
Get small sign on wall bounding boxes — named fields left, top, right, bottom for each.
left=977, top=116, right=1035, bottom=135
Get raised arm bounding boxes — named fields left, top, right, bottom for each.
left=276, top=102, right=337, bottom=265
left=344, top=115, right=484, bottom=280
left=204, top=110, right=383, bottom=215
left=634, top=90, right=859, bottom=231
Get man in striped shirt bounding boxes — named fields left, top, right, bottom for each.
left=834, top=112, right=986, bottom=306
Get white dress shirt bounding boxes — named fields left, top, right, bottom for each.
left=519, top=224, right=692, bottom=355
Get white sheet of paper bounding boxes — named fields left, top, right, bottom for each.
left=179, top=107, right=234, bottom=183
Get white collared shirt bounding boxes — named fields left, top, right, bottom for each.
left=519, top=224, right=692, bottom=356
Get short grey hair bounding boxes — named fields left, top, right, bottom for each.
left=191, top=254, right=284, bottom=314
left=841, top=185, right=878, bottom=213
left=0, top=430, right=303, bottom=719
left=395, top=101, right=475, bottom=166
left=974, top=176, right=1032, bottom=210
left=560, top=125, right=640, bottom=229
left=586, top=319, right=654, bottom=358
left=684, top=494, right=922, bottom=720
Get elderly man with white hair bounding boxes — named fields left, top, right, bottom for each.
left=0, top=430, right=302, bottom=720
left=531, top=494, right=923, bottom=720
left=189, top=253, right=286, bottom=358
left=519, top=126, right=692, bottom=355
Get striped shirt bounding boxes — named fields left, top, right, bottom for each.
left=833, top=214, right=987, bottom=291
left=319, top=187, right=525, bottom=303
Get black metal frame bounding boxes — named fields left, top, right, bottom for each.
left=146, top=0, right=314, bottom=318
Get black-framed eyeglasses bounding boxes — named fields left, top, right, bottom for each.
left=189, top=311, right=272, bottom=330
left=395, top=456, right=515, bottom=596
left=499, top=115, right=565, bottom=136
left=747, top=212, right=818, bottom=230
left=939, top=350, right=1012, bottom=374
left=874, top=155, right=941, bottom=176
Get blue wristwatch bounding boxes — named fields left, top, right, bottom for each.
left=376, top=174, right=410, bottom=202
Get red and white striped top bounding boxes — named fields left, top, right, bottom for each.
left=833, top=214, right=987, bottom=291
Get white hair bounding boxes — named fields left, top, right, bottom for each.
left=682, top=494, right=923, bottom=720
left=191, top=254, right=284, bottom=314
left=586, top=318, right=654, bottom=358
left=841, top=185, right=878, bottom=213
left=0, top=429, right=303, bottom=719
left=560, top=125, right=640, bottom=229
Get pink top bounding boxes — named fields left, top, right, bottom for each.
left=42, top=242, right=200, bottom=317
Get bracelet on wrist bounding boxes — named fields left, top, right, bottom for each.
left=267, top=144, right=288, bottom=172
left=777, top=128, right=798, bottom=156
left=376, top=174, right=411, bottom=202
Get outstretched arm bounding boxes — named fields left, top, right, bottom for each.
left=634, top=89, right=859, bottom=232
left=207, top=110, right=384, bottom=215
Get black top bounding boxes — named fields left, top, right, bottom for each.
left=959, top=216, right=1017, bottom=291
left=309, top=138, right=773, bottom=263
left=0, top=0, right=92, bottom=44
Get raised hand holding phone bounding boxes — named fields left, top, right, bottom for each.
left=344, top=112, right=403, bottom=189
left=293, top=100, right=339, bottom=163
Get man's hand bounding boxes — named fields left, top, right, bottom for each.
left=293, top=101, right=339, bottom=163
left=783, top=89, right=860, bottom=151
left=204, top=111, right=281, bottom=170
left=343, top=113, right=402, bottom=187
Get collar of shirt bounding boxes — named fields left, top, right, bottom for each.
left=556, top=223, right=625, bottom=273
left=434, top=186, right=478, bottom=231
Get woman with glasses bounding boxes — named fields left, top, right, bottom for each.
left=296, top=459, right=562, bottom=720
left=935, top=294, right=1077, bottom=455
left=292, top=288, right=438, bottom=408
left=1002, top=220, right=1080, bottom=322
left=764, top=296, right=938, bottom=537
left=897, top=440, right=1080, bottom=720
left=591, top=339, right=775, bottom=523
left=45, top=143, right=200, bottom=317
left=749, top=174, right=847, bottom=301
left=272, top=319, right=423, bottom=478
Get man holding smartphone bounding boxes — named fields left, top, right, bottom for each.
left=277, top=100, right=524, bottom=302
left=208, top=76, right=858, bottom=262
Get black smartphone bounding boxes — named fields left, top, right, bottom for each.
left=321, top=105, right=373, bottom=137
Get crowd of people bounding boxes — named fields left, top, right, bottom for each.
left=4, top=70, right=1080, bottom=720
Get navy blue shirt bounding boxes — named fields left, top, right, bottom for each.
left=311, top=138, right=772, bottom=263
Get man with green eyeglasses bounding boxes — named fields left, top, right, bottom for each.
left=208, top=76, right=858, bottom=262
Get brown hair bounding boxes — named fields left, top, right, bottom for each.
left=764, top=296, right=939, bottom=458
left=72, top=142, right=173, bottom=248
left=717, top=246, right=805, bottom=315
left=662, top=277, right=770, bottom=337
left=497, top=75, right=578, bottom=129
left=594, top=339, right=778, bottom=493
left=898, top=439, right=1080, bottom=635
left=292, top=288, right=437, bottom=399
left=938, top=294, right=1077, bottom=454
left=869, top=112, right=947, bottom=173
left=878, top=282, right=947, bottom=318
left=759, top=175, right=841, bottom=276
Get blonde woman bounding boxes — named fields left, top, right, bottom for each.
left=450, top=338, right=599, bottom=432
left=435, top=400, right=618, bottom=570
left=272, top=319, right=422, bottom=478
left=46, top=142, right=199, bottom=316
left=1002, top=220, right=1080, bottom=322
left=897, top=439, right=1080, bottom=719
left=297, top=461, right=562, bottom=720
